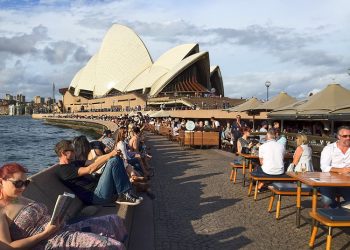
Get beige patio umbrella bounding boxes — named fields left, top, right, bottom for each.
left=270, top=83, right=350, bottom=117
left=269, top=83, right=350, bottom=133
left=128, top=111, right=137, bottom=116
left=226, top=98, right=263, bottom=130
left=226, top=97, right=263, bottom=112
left=150, top=109, right=171, bottom=118
left=252, top=92, right=297, bottom=111
left=294, top=83, right=350, bottom=115
left=142, top=110, right=156, bottom=116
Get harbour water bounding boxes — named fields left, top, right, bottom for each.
left=0, top=116, right=97, bottom=174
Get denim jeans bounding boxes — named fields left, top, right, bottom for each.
left=92, top=156, right=132, bottom=204
left=127, top=157, right=144, bottom=176
left=320, top=187, right=350, bottom=208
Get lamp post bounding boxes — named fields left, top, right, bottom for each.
left=174, top=91, right=178, bottom=110
left=265, top=81, right=271, bottom=101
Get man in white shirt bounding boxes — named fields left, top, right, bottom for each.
left=320, top=126, right=350, bottom=208
left=255, top=130, right=285, bottom=190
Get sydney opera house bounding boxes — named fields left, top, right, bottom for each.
left=60, top=24, right=241, bottom=113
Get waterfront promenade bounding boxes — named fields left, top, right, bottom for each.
left=143, top=133, right=350, bottom=250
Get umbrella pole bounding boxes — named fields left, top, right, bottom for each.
left=252, top=114, right=255, bottom=131
left=331, top=120, right=334, bottom=135
left=281, top=120, right=284, bottom=132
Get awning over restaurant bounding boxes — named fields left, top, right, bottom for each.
left=150, top=109, right=171, bottom=118
left=269, top=83, right=350, bottom=120
left=225, top=97, right=262, bottom=112
left=252, top=92, right=297, bottom=112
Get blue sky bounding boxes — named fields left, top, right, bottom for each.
left=0, top=0, right=349, bottom=100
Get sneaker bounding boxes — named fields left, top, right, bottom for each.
left=116, top=193, right=141, bottom=206
left=130, top=192, right=143, bottom=201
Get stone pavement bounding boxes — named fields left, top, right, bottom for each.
left=141, top=133, right=350, bottom=250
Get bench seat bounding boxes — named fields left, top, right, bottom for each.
left=248, top=173, right=297, bottom=201
left=317, top=208, right=350, bottom=221
left=309, top=210, right=350, bottom=250
left=271, top=182, right=312, bottom=192
left=267, top=182, right=313, bottom=219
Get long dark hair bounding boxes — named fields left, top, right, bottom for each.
left=72, top=135, right=91, bottom=161
left=114, top=127, right=127, bottom=143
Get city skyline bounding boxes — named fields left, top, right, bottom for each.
left=0, top=0, right=349, bottom=100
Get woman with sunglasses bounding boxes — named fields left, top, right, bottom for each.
left=0, top=163, right=126, bottom=249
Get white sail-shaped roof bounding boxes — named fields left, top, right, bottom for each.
left=150, top=51, right=209, bottom=96
left=69, top=24, right=219, bottom=98
left=124, top=44, right=199, bottom=91
left=93, top=24, right=152, bottom=96
left=74, top=55, right=98, bottom=96
left=70, top=67, right=84, bottom=90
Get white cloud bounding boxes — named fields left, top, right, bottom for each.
left=0, top=0, right=349, bottom=100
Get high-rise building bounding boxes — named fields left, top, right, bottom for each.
left=16, top=94, right=25, bottom=103
left=5, top=94, right=13, bottom=101
left=34, top=96, right=42, bottom=104
left=45, top=97, right=54, bottom=105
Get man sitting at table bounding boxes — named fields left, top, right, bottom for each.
left=254, top=129, right=285, bottom=190
left=320, top=125, right=350, bottom=208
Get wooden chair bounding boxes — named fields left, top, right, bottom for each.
left=267, top=182, right=313, bottom=219
left=229, top=162, right=248, bottom=186
left=309, top=209, right=350, bottom=250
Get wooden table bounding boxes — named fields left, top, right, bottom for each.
left=237, top=153, right=258, bottom=170
left=287, top=172, right=350, bottom=227
left=237, top=153, right=258, bottom=186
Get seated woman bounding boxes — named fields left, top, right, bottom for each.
left=115, top=128, right=155, bottom=199
left=0, top=163, right=126, bottom=249
left=292, top=134, right=314, bottom=172
left=129, top=126, right=152, bottom=171
left=233, top=127, right=254, bottom=164
left=115, top=128, right=149, bottom=178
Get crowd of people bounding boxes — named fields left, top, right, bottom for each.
left=236, top=125, right=350, bottom=208
left=150, top=116, right=350, bottom=208
left=1, top=111, right=349, bottom=249
left=0, top=114, right=154, bottom=249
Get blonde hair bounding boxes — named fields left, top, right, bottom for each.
left=296, top=134, right=308, bottom=146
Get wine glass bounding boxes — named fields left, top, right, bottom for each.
left=301, top=163, right=307, bottom=173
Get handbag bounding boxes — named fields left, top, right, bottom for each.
left=287, top=163, right=295, bottom=172
left=241, top=147, right=251, bottom=154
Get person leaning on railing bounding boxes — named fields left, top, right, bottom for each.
left=320, top=125, right=350, bottom=208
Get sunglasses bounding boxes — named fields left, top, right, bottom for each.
left=6, top=179, right=31, bottom=188
left=339, top=134, right=350, bottom=138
